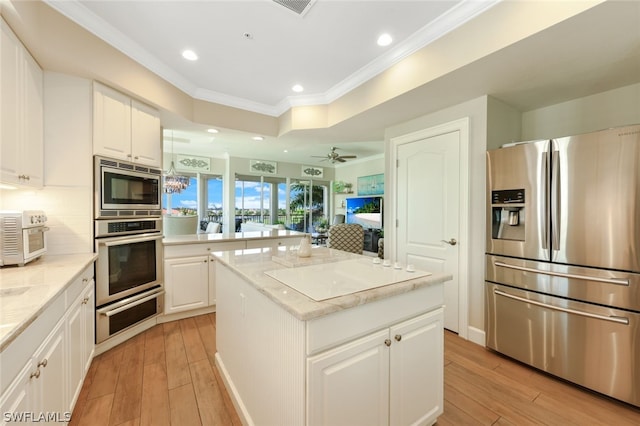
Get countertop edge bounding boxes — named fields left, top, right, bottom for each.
left=0, top=253, right=98, bottom=352
left=213, top=249, right=452, bottom=322
left=163, top=230, right=305, bottom=246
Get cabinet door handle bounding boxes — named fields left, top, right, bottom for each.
left=37, top=359, right=48, bottom=368
left=203, top=259, right=208, bottom=263
left=384, top=339, right=391, bottom=347
left=30, top=369, right=40, bottom=379
left=82, top=278, right=89, bottom=283
left=394, top=334, right=402, bottom=342
left=82, top=297, right=90, bottom=304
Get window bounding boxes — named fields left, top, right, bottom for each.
left=289, top=179, right=329, bottom=232
left=235, top=174, right=282, bottom=225
left=163, top=174, right=224, bottom=229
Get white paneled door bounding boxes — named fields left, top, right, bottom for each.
left=395, top=127, right=461, bottom=332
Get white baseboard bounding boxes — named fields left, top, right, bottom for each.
left=466, top=326, right=486, bottom=347
left=215, top=353, right=254, bottom=426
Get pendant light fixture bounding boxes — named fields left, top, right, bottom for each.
left=163, top=131, right=190, bottom=194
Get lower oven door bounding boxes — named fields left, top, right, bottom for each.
left=96, top=286, right=164, bottom=344
left=485, top=282, right=640, bottom=407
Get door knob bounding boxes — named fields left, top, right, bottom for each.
left=441, top=238, right=457, bottom=246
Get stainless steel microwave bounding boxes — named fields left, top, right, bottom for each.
left=94, top=156, right=162, bottom=218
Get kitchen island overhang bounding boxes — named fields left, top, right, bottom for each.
left=213, top=246, right=451, bottom=426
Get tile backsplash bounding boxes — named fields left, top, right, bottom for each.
left=0, top=186, right=93, bottom=255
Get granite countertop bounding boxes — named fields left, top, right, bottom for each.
left=0, top=253, right=98, bottom=351
left=213, top=246, right=451, bottom=321
left=163, top=230, right=305, bottom=246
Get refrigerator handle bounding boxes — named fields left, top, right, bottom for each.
left=551, top=150, right=561, bottom=255
left=541, top=152, right=549, bottom=250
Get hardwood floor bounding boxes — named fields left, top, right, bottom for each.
left=72, top=315, right=640, bottom=425
left=70, top=313, right=241, bottom=426
left=438, top=331, right=640, bottom=425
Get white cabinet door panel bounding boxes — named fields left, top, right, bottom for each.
left=307, top=329, right=389, bottom=426
left=389, top=308, right=443, bottom=426
left=164, top=256, right=209, bottom=314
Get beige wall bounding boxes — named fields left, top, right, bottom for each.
left=384, top=96, right=488, bottom=339
left=522, top=82, right=640, bottom=140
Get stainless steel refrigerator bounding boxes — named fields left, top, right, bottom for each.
left=485, top=124, right=640, bottom=407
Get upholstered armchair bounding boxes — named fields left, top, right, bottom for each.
left=327, top=224, right=364, bottom=254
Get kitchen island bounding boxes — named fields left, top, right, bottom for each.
left=214, top=246, right=451, bottom=426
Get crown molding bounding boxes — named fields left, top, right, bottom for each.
left=44, top=0, right=500, bottom=118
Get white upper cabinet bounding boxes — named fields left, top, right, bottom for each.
left=0, top=18, right=44, bottom=188
left=93, top=82, right=161, bottom=167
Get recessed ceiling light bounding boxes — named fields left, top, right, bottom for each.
left=252, top=136, right=265, bottom=141
left=377, top=33, right=392, bottom=47
left=182, top=49, right=198, bottom=61
left=284, top=149, right=289, bottom=153
left=207, top=128, right=219, bottom=134
left=292, top=84, right=304, bottom=93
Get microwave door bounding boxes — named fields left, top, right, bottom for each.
left=486, top=140, right=551, bottom=262
left=551, top=125, right=640, bottom=272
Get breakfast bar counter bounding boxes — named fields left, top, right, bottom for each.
left=213, top=246, right=450, bottom=426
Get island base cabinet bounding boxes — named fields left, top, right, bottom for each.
left=307, top=308, right=444, bottom=426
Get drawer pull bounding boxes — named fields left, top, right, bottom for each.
left=38, top=359, right=48, bottom=368
left=494, top=289, right=629, bottom=325
left=30, top=369, right=40, bottom=379
left=384, top=339, right=391, bottom=347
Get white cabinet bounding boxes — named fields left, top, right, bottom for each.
left=164, top=255, right=211, bottom=314
left=67, top=278, right=95, bottom=407
left=93, top=82, right=161, bottom=167
left=0, top=262, right=95, bottom=425
left=307, top=329, right=390, bottom=426
left=0, top=18, right=43, bottom=188
left=307, top=309, right=443, bottom=426
left=216, top=260, right=445, bottom=426
left=0, top=319, right=68, bottom=426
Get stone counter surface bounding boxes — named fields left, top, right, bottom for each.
left=0, top=253, right=97, bottom=351
left=163, top=230, right=305, bottom=246
left=213, top=246, right=452, bottom=321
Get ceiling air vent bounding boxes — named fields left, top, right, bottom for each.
left=272, top=0, right=316, bottom=16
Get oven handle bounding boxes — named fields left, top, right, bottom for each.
left=98, top=233, right=163, bottom=247
left=494, top=289, right=629, bottom=325
left=97, top=288, right=164, bottom=317
left=494, top=261, right=629, bottom=286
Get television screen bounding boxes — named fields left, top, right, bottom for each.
left=345, top=197, right=382, bottom=229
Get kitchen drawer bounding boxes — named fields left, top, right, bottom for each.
left=164, top=241, right=246, bottom=259
left=65, top=264, right=95, bottom=307
left=306, top=284, right=443, bottom=356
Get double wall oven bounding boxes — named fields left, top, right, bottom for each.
left=94, top=156, right=164, bottom=344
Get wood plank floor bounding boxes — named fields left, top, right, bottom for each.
left=71, top=315, right=640, bottom=425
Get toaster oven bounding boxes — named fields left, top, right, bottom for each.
left=0, top=210, right=49, bottom=266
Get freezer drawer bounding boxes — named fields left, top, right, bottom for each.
left=485, top=282, right=640, bottom=408
left=486, top=255, right=640, bottom=313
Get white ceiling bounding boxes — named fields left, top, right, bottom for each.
left=45, top=0, right=640, bottom=165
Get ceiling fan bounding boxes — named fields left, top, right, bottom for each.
left=312, top=147, right=357, bottom=164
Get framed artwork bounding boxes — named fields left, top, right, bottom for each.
left=301, top=165, right=324, bottom=178
left=176, top=154, right=211, bottom=172
left=357, top=173, right=384, bottom=195
left=250, top=160, right=277, bottom=174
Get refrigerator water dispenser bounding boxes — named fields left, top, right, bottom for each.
left=491, top=189, right=525, bottom=241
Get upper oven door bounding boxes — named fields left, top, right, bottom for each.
left=95, top=232, right=163, bottom=306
